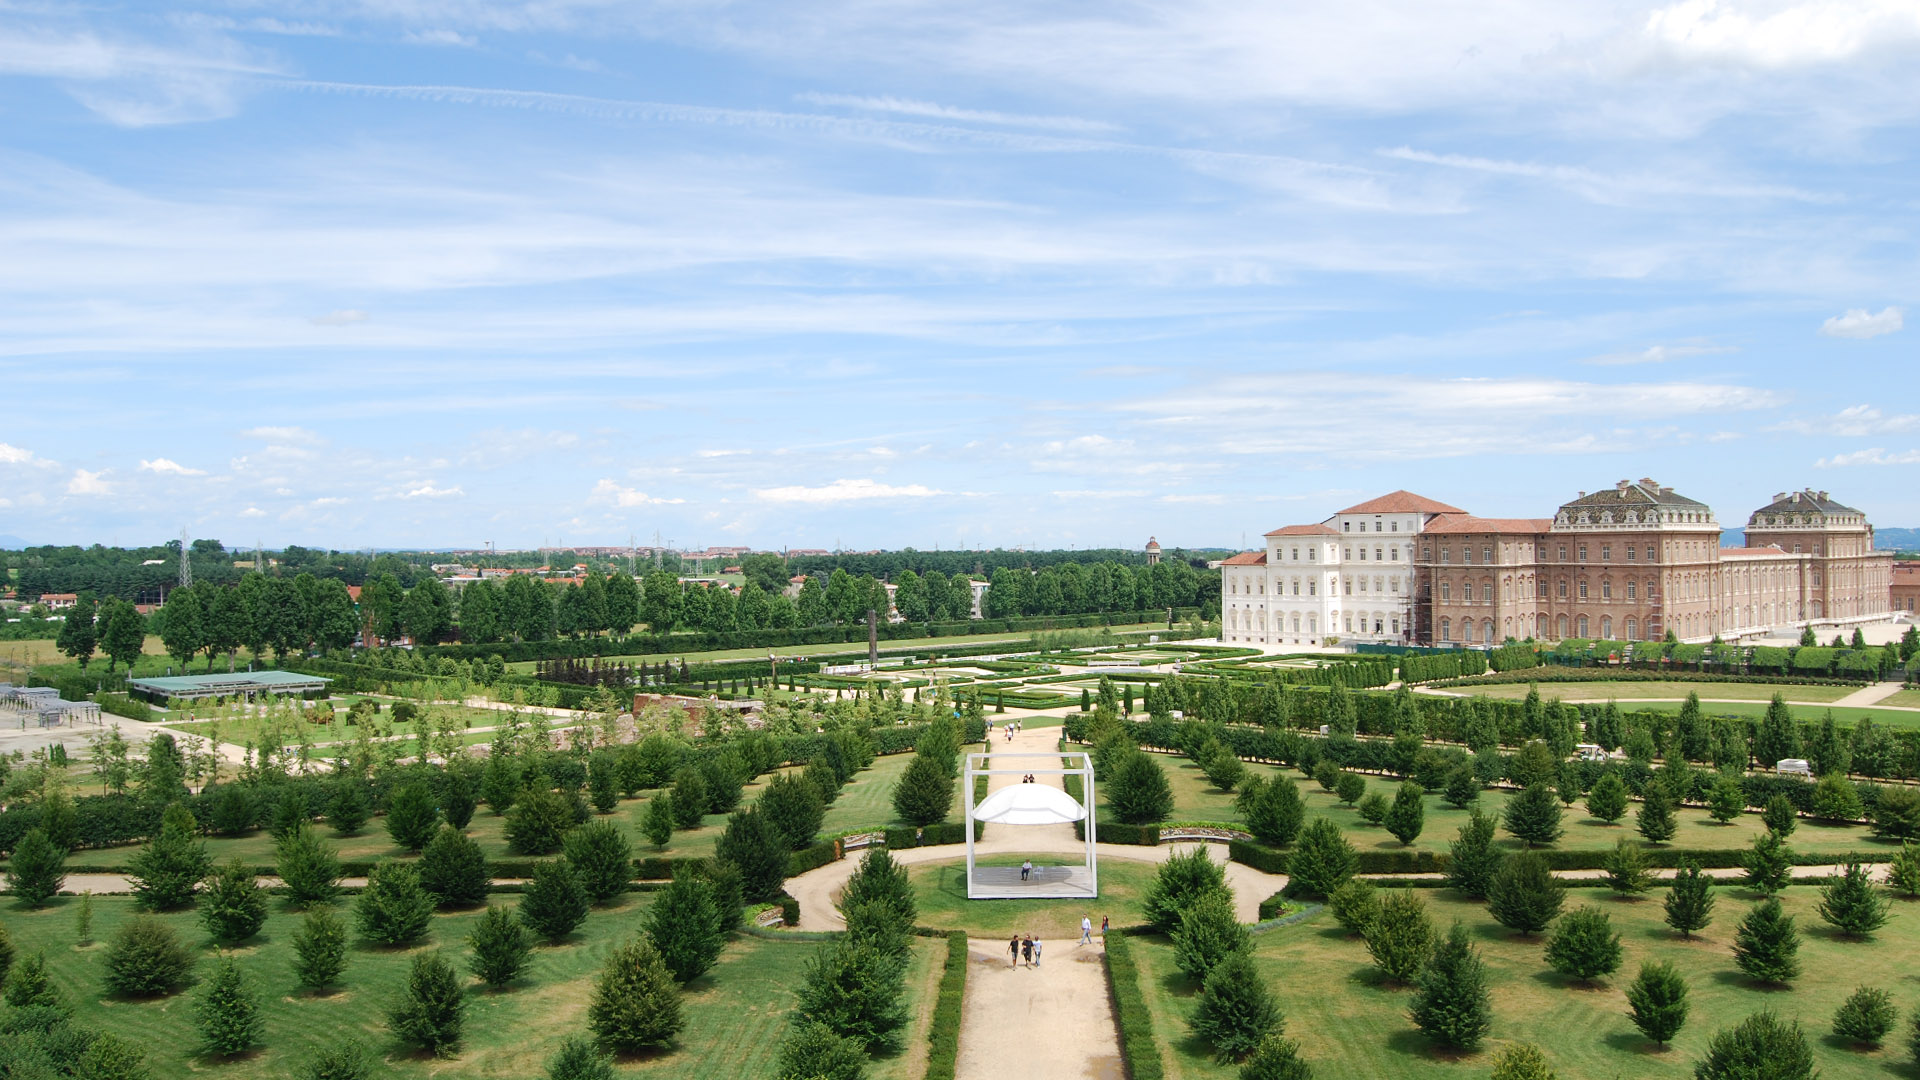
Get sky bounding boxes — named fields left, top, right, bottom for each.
left=2, top=1, right=1918, bottom=552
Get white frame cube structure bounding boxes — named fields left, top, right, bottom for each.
left=962, top=750, right=1098, bottom=900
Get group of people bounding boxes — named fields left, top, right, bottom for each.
left=1006, top=916, right=1110, bottom=968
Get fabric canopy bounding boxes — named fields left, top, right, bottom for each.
left=973, top=784, right=1086, bottom=826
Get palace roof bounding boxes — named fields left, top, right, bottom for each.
left=1262, top=524, right=1340, bottom=537
left=1220, top=551, right=1268, bottom=565
left=1421, top=515, right=1554, bottom=535
left=1559, top=478, right=1708, bottom=511
left=1335, top=490, right=1465, bottom=515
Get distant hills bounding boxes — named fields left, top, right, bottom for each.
left=0, top=535, right=27, bottom=550
left=1723, top=527, right=1919, bottom=553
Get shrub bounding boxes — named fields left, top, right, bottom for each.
left=388, top=951, right=465, bottom=1058
left=1279, top=817, right=1355, bottom=901
left=102, top=916, right=193, bottom=997
left=645, top=869, right=726, bottom=983
left=384, top=782, right=441, bottom=851
left=75, top=1030, right=149, bottom=1080
left=1356, top=791, right=1389, bottom=825
left=1741, top=833, right=1792, bottom=896
left=1362, top=889, right=1433, bottom=985
left=1442, top=766, right=1479, bottom=811
left=1173, top=887, right=1250, bottom=983
left=1816, top=859, right=1889, bottom=938
left=1109, top=751, right=1176, bottom=825
left=518, top=859, right=590, bottom=943
left=276, top=823, right=343, bottom=908
left=1624, top=960, right=1688, bottom=1046
left=1327, top=879, right=1380, bottom=936
left=716, top=807, right=789, bottom=903
left=291, top=907, right=348, bottom=988
left=555, top=822, right=630, bottom=908
left=198, top=858, right=267, bottom=943
left=890, top=752, right=954, bottom=828
left=1487, top=851, right=1564, bottom=935
left=776, top=1021, right=867, bottom=1080
left=1732, top=897, right=1800, bottom=985
left=0, top=924, right=11, bottom=983
left=1762, top=794, right=1797, bottom=838
left=1694, top=1011, right=1813, bottom=1080
left=795, top=939, right=908, bottom=1052
left=1601, top=836, right=1653, bottom=896
left=127, top=805, right=207, bottom=911
left=1241, top=775, right=1305, bottom=847
left=1663, top=860, right=1716, bottom=937
left=4, top=952, right=65, bottom=1011
left=1408, top=922, right=1491, bottom=1050
left=419, top=826, right=491, bottom=908
left=1889, top=841, right=1920, bottom=898
left=466, top=904, right=532, bottom=988
left=1585, top=773, right=1628, bottom=825
left=356, top=860, right=435, bottom=947
left=1871, top=784, right=1920, bottom=840
left=761, top=772, right=828, bottom=850
left=1145, top=847, right=1230, bottom=934
left=1489, top=1042, right=1555, bottom=1080
left=1188, top=949, right=1283, bottom=1062
left=1237, top=1033, right=1312, bottom=1080
left=1831, top=986, right=1896, bottom=1046
left=1445, top=810, right=1503, bottom=899
left=327, top=780, right=369, bottom=837
left=642, top=796, right=674, bottom=849
left=840, top=848, right=916, bottom=927
left=1811, top=773, right=1863, bottom=821
left=1503, top=783, right=1563, bottom=847
left=546, top=1035, right=616, bottom=1080
left=587, top=935, right=684, bottom=1052
left=296, top=1042, right=372, bottom=1080
left=4, top=829, right=67, bottom=908
left=1635, top=782, right=1677, bottom=844
left=1544, top=906, right=1621, bottom=983
left=207, top=784, right=257, bottom=836
left=1334, top=771, right=1366, bottom=807
left=505, top=786, right=578, bottom=855
left=194, top=954, right=261, bottom=1057
left=1706, top=773, right=1745, bottom=823
left=669, top=767, right=708, bottom=829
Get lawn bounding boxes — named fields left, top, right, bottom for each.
left=1126, top=885, right=1920, bottom=1080
left=157, top=701, right=519, bottom=752
left=501, top=625, right=1169, bottom=674
left=5, top=892, right=939, bottom=1080
left=1879, top=689, right=1920, bottom=708
left=908, top=855, right=1160, bottom=939
left=1460, top=680, right=1860, bottom=704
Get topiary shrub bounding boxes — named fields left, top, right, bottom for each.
left=418, top=826, right=491, bottom=908
left=103, top=916, right=194, bottom=997
left=1544, top=906, right=1622, bottom=983
left=562, top=820, right=633, bottom=904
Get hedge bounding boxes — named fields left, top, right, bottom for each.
left=923, top=933, right=968, bottom=1080
left=1257, top=891, right=1291, bottom=920
left=788, top=840, right=840, bottom=877
left=1102, top=931, right=1164, bottom=1080
left=884, top=821, right=984, bottom=849
left=95, top=693, right=155, bottom=723
left=1225, top=838, right=1900, bottom=878
left=778, top=892, right=800, bottom=926
left=1073, top=821, right=1160, bottom=845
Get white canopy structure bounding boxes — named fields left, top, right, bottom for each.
left=963, top=751, right=1097, bottom=900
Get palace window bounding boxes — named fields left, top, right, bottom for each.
left=1625, top=617, right=1638, bottom=640
left=1344, top=579, right=1352, bottom=595
left=1578, top=615, right=1589, bottom=636
left=1390, top=547, right=1399, bottom=560
left=1343, top=521, right=1351, bottom=532
left=1579, top=544, right=1589, bottom=562
left=1483, top=546, right=1493, bottom=564
left=1308, top=580, right=1316, bottom=595
left=1441, top=548, right=1450, bottom=564
left=1601, top=545, right=1611, bottom=561
left=1440, top=618, right=1452, bottom=641
left=1602, top=580, right=1612, bottom=599
left=1626, top=545, right=1636, bottom=561
left=1646, top=545, right=1655, bottom=561
left=1482, top=583, right=1493, bottom=602
left=1375, top=547, right=1383, bottom=561
left=1626, top=581, right=1636, bottom=600
left=1558, top=580, right=1568, bottom=598
left=1601, top=616, right=1612, bottom=638
left=1441, top=582, right=1451, bottom=600
left=1579, top=581, right=1589, bottom=600
left=1343, top=548, right=1351, bottom=560
left=1359, top=547, right=1367, bottom=561
left=1390, top=522, right=1398, bottom=532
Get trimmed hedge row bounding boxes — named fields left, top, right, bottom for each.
left=1102, top=931, right=1164, bottom=1080
left=789, top=841, right=840, bottom=877
left=1226, top=838, right=1902, bottom=878
left=1433, top=665, right=1863, bottom=690
left=883, top=821, right=984, bottom=849
left=923, top=932, right=968, bottom=1080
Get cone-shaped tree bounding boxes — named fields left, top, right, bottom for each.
left=1328, top=879, right=1380, bottom=937
left=194, top=954, right=262, bottom=1057
left=1188, top=949, right=1284, bottom=1062
left=563, top=819, right=633, bottom=904
left=1280, top=817, right=1356, bottom=901
left=103, top=916, right=194, bottom=997
left=669, top=767, right=709, bottom=829
left=443, top=768, right=477, bottom=830
left=466, top=904, right=532, bottom=988
left=4, top=952, right=66, bottom=1011
left=1602, top=836, right=1653, bottom=896
left=1545, top=905, right=1622, bottom=983
left=1408, top=922, right=1492, bottom=1051
left=840, top=848, right=915, bottom=927
left=1741, top=832, right=1793, bottom=896
left=1503, top=783, right=1564, bottom=847
left=385, top=782, right=441, bottom=851
left=1384, top=781, right=1425, bottom=846
left=419, top=826, right=491, bottom=908
left=1762, top=794, right=1798, bottom=838
left=1816, top=859, right=1889, bottom=938
left=1363, top=889, right=1434, bottom=985
left=518, top=858, right=590, bottom=943
left=1706, top=773, right=1745, bottom=824
left=294, top=1041, right=372, bottom=1080
left=1732, top=897, right=1801, bottom=985
left=1888, top=841, right=1920, bottom=898
left=199, top=858, right=268, bottom=943
left=645, top=868, right=726, bottom=983
left=1487, top=851, right=1564, bottom=935
left=1242, top=775, right=1306, bottom=847
left=291, top=907, right=348, bottom=988
left=5, top=828, right=66, bottom=909
left=1624, top=960, right=1689, bottom=1047
left=1237, top=1033, right=1313, bottom=1080
left=546, top=1035, right=616, bottom=1080
left=1145, top=846, right=1231, bottom=933
left=276, top=823, right=343, bottom=908
left=1174, top=886, right=1251, bottom=983
left=1334, top=771, right=1367, bottom=807
left=1108, top=750, right=1176, bottom=825
left=1831, top=986, right=1896, bottom=1046
left=715, top=807, right=788, bottom=902
left=890, top=752, right=953, bottom=828
left=356, top=860, right=434, bottom=946
left=388, top=951, right=466, bottom=1058
left=505, top=786, right=578, bottom=855
left=1663, top=860, right=1716, bottom=938
left=1635, top=782, right=1678, bottom=844
left=127, top=804, right=207, bottom=911
left=1694, top=1011, right=1813, bottom=1080
left=642, top=795, right=674, bottom=849
left=1442, top=766, right=1480, bottom=811
left=794, top=939, right=908, bottom=1052
left=1585, top=773, right=1628, bottom=825
left=1490, top=1043, right=1556, bottom=1080
left=760, top=771, right=827, bottom=850
left=1445, top=810, right=1503, bottom=899
left=776, top=1021, right=867, bottom=1080
left=328, top=779, right=370, bottom=837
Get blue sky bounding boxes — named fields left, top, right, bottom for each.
left=2, top=1, right=1917, bottom=551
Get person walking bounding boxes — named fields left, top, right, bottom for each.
left=1080, top=916, right=1093, bottom=946
left=1020, top=935, right=1033, bottom=968
left=1008, top=935, right=1020, bottom=967
left=1101, top=915, right=1110, bottom=943
left=1033, top=938, right=1043, bottom=967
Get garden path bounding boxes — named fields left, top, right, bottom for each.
left=956, top=932, right=1122, bottom=1080
left=1830, top=680, right=1908, bottom=708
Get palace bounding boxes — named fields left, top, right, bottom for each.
left=1220, top=481, right=1895, bottom=647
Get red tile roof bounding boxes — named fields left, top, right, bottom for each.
left=1263, top=524, right=1339, bottom=537
left=1336, top=490, right=1466, bottom=516
left=1421, top=515, right=1553, bottom=535
left=1221, top=551, right=1267, bottom=566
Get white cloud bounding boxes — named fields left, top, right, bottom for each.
left=309, top=309, right=369, bottom=326
left=1775, top=404, right=1920, bottom=436
left=1820, top=306, right=1903, bottom=338
left=697, top=449, right=749, bottom=458
left=753, top=478, right=947, bottom=503
left=1050, top=489, right=1149, bottom=498
left=795, top=92, right=1120, bottom=133
left=240, top=426, right=323, bottom=444
left=139, top=457, right=206, bottom=476
left=1644, top=0, right=1920, bottom=68
left=400, top=483, right=464, bottom=498
left=403, top=29, right=478, bottom=47
left=239, top=506, right=267, bottom=517
left=0, top=443, right=38, bottom=465
left=1815, top=447, right=1920, bottom=467
left=589, top=478, right=685, bottom=507
left=66, top=468, right=112, bottom=495
left=1581, top=343, right=1738, bottom=365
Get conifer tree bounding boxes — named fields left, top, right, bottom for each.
left=127, top=804, right=207, bottom=911
left=1328, top=879, right=1380, bottom=936
left=103, top=916, right=194, bottom=996
left=1732, top=897, right=1801, bottom=985
left=840, top=848, right=915, bottom=926
left=1831, top=986, right=1896, bottom=1046
left=1624, top=960, right=1689, bottom=1047
left=1762, top=794, right=1797, bottom=838
left=5, top=828, right=66, bottom=909
left=1188, top=949, right=1283, bottom=1062
left=328, top=780, right=370, bottom=836
left=1816, top=859, right=1889, bottom=938
left=1334, top=771, right=1367, bottom=807
left=1242, top=773, right=1306, bottom=847
left=1742, top=832, right=1793, bottom=896
left=194, top=954, right=262, bottom=1057
left=291, top=907, right=348, bottom=988
left=1174, top=886, right=1251, bottom=983
left=1489, top=1043, right=1556, bottom=1080
left=794, top=939, right=908, bottom=1052
left=1663, top=860, right=1716, bottom=938
left=419, top=825, right=491, bottom=908
left=761, top=771, right=828, bottom=850
left=645, top=868, right=727, bottom=983
left=776, top=1021, right=867, bottom=1080
left=388, top=951, right=466, bottom=1058
left=277, top=822, right=343, bottom=907
left=1362, top=889, right=1434, bottom=985
left=1280, top=817, right=1356, bottom=901
left=385, top=781, right=441, bottom=851
left=443, top=767, right=477, bottom=830
left=1888, top=841, right=1920, bottom=898
left=890, top=752, right=954, bottom=828
left=1635, top=780, right=1678, bottom=844
left=519, top=858, right=591, bottom=943
left=4, top=952, right=65, bottom=1011
left=1408, top=922, right=1491, bottom=1050
left=1602, top=836, right=1653, bottom=896
left=1754, top=695, right=1801, bottom=769
left=466, top=904, right=532, bottom=988
left=1585, top=772, right=1628, bottom=825
left=716, top=807, right=788, bottom=902
left=1108, top=750, right=1176, bottom=825
left=1487, top=850, right=1564, bottom=935
left=356, top=860, right=435, bottom=946
left=546, top=1035, right=616, bottom=1080
left=1503, top=782, right=1564, bottom=847
left=642, top=795, right=674, bottom=848
left=1146, top=847, right=1230, bottom=933
left=505, top=785, right=578, bottom=855
left=1445, top=809, right=1503, bottom=898
left=199, top=858, right=268, bottom=942
left=563, top=819, right=633, bottom=904
left=1695, top=1011, right=1813, bottom=1080
left=1544, top=905, right=1622, bottom=983
left=1442, top=766, right=1480, bottom=811
left=1384, top=781, right=1425, bottom=846
left=1238, top=1033, right=1313, bottom=1080
left=669, top=766, right=708, bottom=829
left=1706, top=773, right=1745, bottom=824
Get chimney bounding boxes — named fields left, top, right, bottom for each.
left=1818, top=490, right=1829, bottom=501
left=1773, top=492, right=1786, bottom=502
left=1639, top=477, right=1656, bottom=488
left=1617, top=479, right=1630, bottom=492
left=1577, top=491, right=1586, bottom=498
left=1790, top=492, right=1800, bottom=503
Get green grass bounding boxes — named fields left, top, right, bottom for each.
left=502, top=625, right=1168, bottom=673
left=7, top=893, right=940, bottom=1080
left=907, top=855, right=1159, bottom=939
left=1463, top=681, right=1860, bottom=703
left=1879, top=689, right=1920, bottom=708
left=158, top=702, right=514, bottom=751
left=1127, top=886, right=1920, bottom=1080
